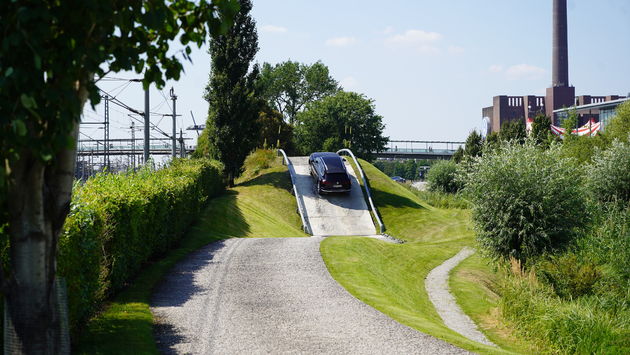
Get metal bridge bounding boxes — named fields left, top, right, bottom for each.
left=373, top=140, right=464, bottom=160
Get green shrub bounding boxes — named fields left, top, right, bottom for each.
left=57, top=158, right=224, bottom=333
left=536, top=253, right=600, bottom=299
left=464, top=143, right=588, bottom=261
left=241, top=149, right=277, bottom=180
left=586, top=139, right=630, bottom=205
left=426, top=160, right=460, bottom=193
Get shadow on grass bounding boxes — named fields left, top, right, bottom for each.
left=237, top=170, right=292, bottom=192
left=370, top=186, right=426, bottom=210
left=75, top=191, right=250, bottom=354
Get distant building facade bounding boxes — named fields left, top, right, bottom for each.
left=482, top=0, right=625, bottom=133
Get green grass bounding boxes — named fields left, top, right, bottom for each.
left=75, top=152, right=304, bottom=353
left=450, top=254, right=539, bottom=353
left=321, top=159, right=521, bottom=354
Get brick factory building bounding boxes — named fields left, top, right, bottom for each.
left=482, top=0, right=626, bottom=133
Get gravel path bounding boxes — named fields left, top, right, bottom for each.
left=290, top=156, right=376, bottom=236
left=151, top=237, right=468, bottom=354
left=425, top=247, right=495, bottom=346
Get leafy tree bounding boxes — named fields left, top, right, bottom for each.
left=452, top=146, right=464, bottom=163
left=464, top=143, right=588, bottom=262
left=294, top=91, right=388, bottom=159
left=530, top=114, right=553, bottom=145
left=404, top=159, right=419, bottom=180
left=485, top=131, right=501, bottom=150
left=256, top=105, right=295, bottom=153
left=0, top=0, right=239, bottom=351
left=561, top=110, right=579, bottom=138
left=197, top=0, right=260, bottom=186
left=464, top=130, right=483, bottom=159
left=499, top=120, right=527, bottom=143
left=602, top=100, right=630, bottom=143
left=258, top=60, right=340, bottom=124
left=427, top=160, right=460, bottom=193
left=586, top=139, right=630, bottom=205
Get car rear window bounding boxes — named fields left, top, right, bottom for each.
left=325, top=173, right=348, bottom=182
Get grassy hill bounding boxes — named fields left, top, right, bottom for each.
left=320, top=159, right=534, bottom=354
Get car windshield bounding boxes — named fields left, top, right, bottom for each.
left=325, top=173, right=348, bottom=182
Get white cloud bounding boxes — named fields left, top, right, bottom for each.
left=340, top=76, right=358, bottom=89
left=260, top=25, right=287, bottom=34
left=386, top=29, right=442, bottom=45
left=385, top=29, right=442, bottom=54
left=325, top=36, right=357, bottom=47
left=447, top=45, right=465, bottom=54
left=488, top=64, right=504, bottom=73
left=505, top=64, right=545, bottom=80
left=382, top=26, right=395, bottom=35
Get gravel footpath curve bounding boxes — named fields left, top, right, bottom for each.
left=425, top=247, right=495, bottom=346
left=151, top=237, right=468, bottom=354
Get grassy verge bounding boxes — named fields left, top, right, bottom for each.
left=321, top=159, right=524, bottom=354
left=75, top=150, right=304, bottom=353
left=450, top=253, right=539, bottom=353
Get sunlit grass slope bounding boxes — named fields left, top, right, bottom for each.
left=321, top=159, right=519, bottom=354
left=76, top=150, right=304, bottom=354
left=200, top=150, right=305, bottom=238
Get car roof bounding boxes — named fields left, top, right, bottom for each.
left=309, top=152, right=339, bottom=159
left=321, top=156, right=346, bottom=173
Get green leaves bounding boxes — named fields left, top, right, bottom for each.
left=19, top=94, right=37, bottom=109
left=294, top=91, right=388, bottom=159
left=258, top=60, right=340, bottom=125
left=11, top=119, right=26, bottom=136
left=464, top=143, right=588, bottom=261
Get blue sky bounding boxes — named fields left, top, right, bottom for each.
left=84, top=0, right=630, bottom=145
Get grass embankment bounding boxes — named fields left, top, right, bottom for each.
left=76, top=150, right=304, bottom=354
left=321, top=160, right=533, bottom=354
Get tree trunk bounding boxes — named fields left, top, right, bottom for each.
left=5, top=87, right=84, bottom=354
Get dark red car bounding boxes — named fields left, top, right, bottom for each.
left=308, top=152, right=352, bottom=194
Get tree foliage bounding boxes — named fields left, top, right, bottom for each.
left=426, top=160, right=460, bottom=193
left=603, top=100, right=630, bottom=143
left=258, top=60, right=339, bottom=125
left=464, top=130, right=483, bottom=159
left=197, top=0, right=260, bottom=186
left=464, top=143, right=588, bottom=262
left=0, top=0, right=238, bottom=351
left=294, top=91, right=388, bottom=159
left=586, top=139, right=630, bottom=206
left=499, top=120, right=527, bottom=144
left=255, top=105, right=295, bottom=153
left=530, top=114, right=553, bottom=145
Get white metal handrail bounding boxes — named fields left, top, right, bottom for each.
left=337, top=149, right=385, bottom=233
left=277, top=149, right=312, bottom=235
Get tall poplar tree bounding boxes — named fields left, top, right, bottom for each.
left=197, top=0, right=260, bottom=186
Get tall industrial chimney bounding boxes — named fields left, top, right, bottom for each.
left=546, top=0, right=574, bottom=121
left=552, top=0, right=569, bottom=87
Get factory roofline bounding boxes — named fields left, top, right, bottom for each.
left=553, top=97, right=629, bottom=113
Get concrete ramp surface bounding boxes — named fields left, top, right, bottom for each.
left=290, top=156, right=376, bottom=236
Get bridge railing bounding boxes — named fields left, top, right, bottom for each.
left=277, top=149, right=312, bottom=235
left=337, top=149, right=385, bottom=234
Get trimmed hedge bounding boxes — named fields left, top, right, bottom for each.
left=57, top=158, right=224, bottom=333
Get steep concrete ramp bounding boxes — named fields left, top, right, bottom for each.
left=290, top=156, right=376, bottom=236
